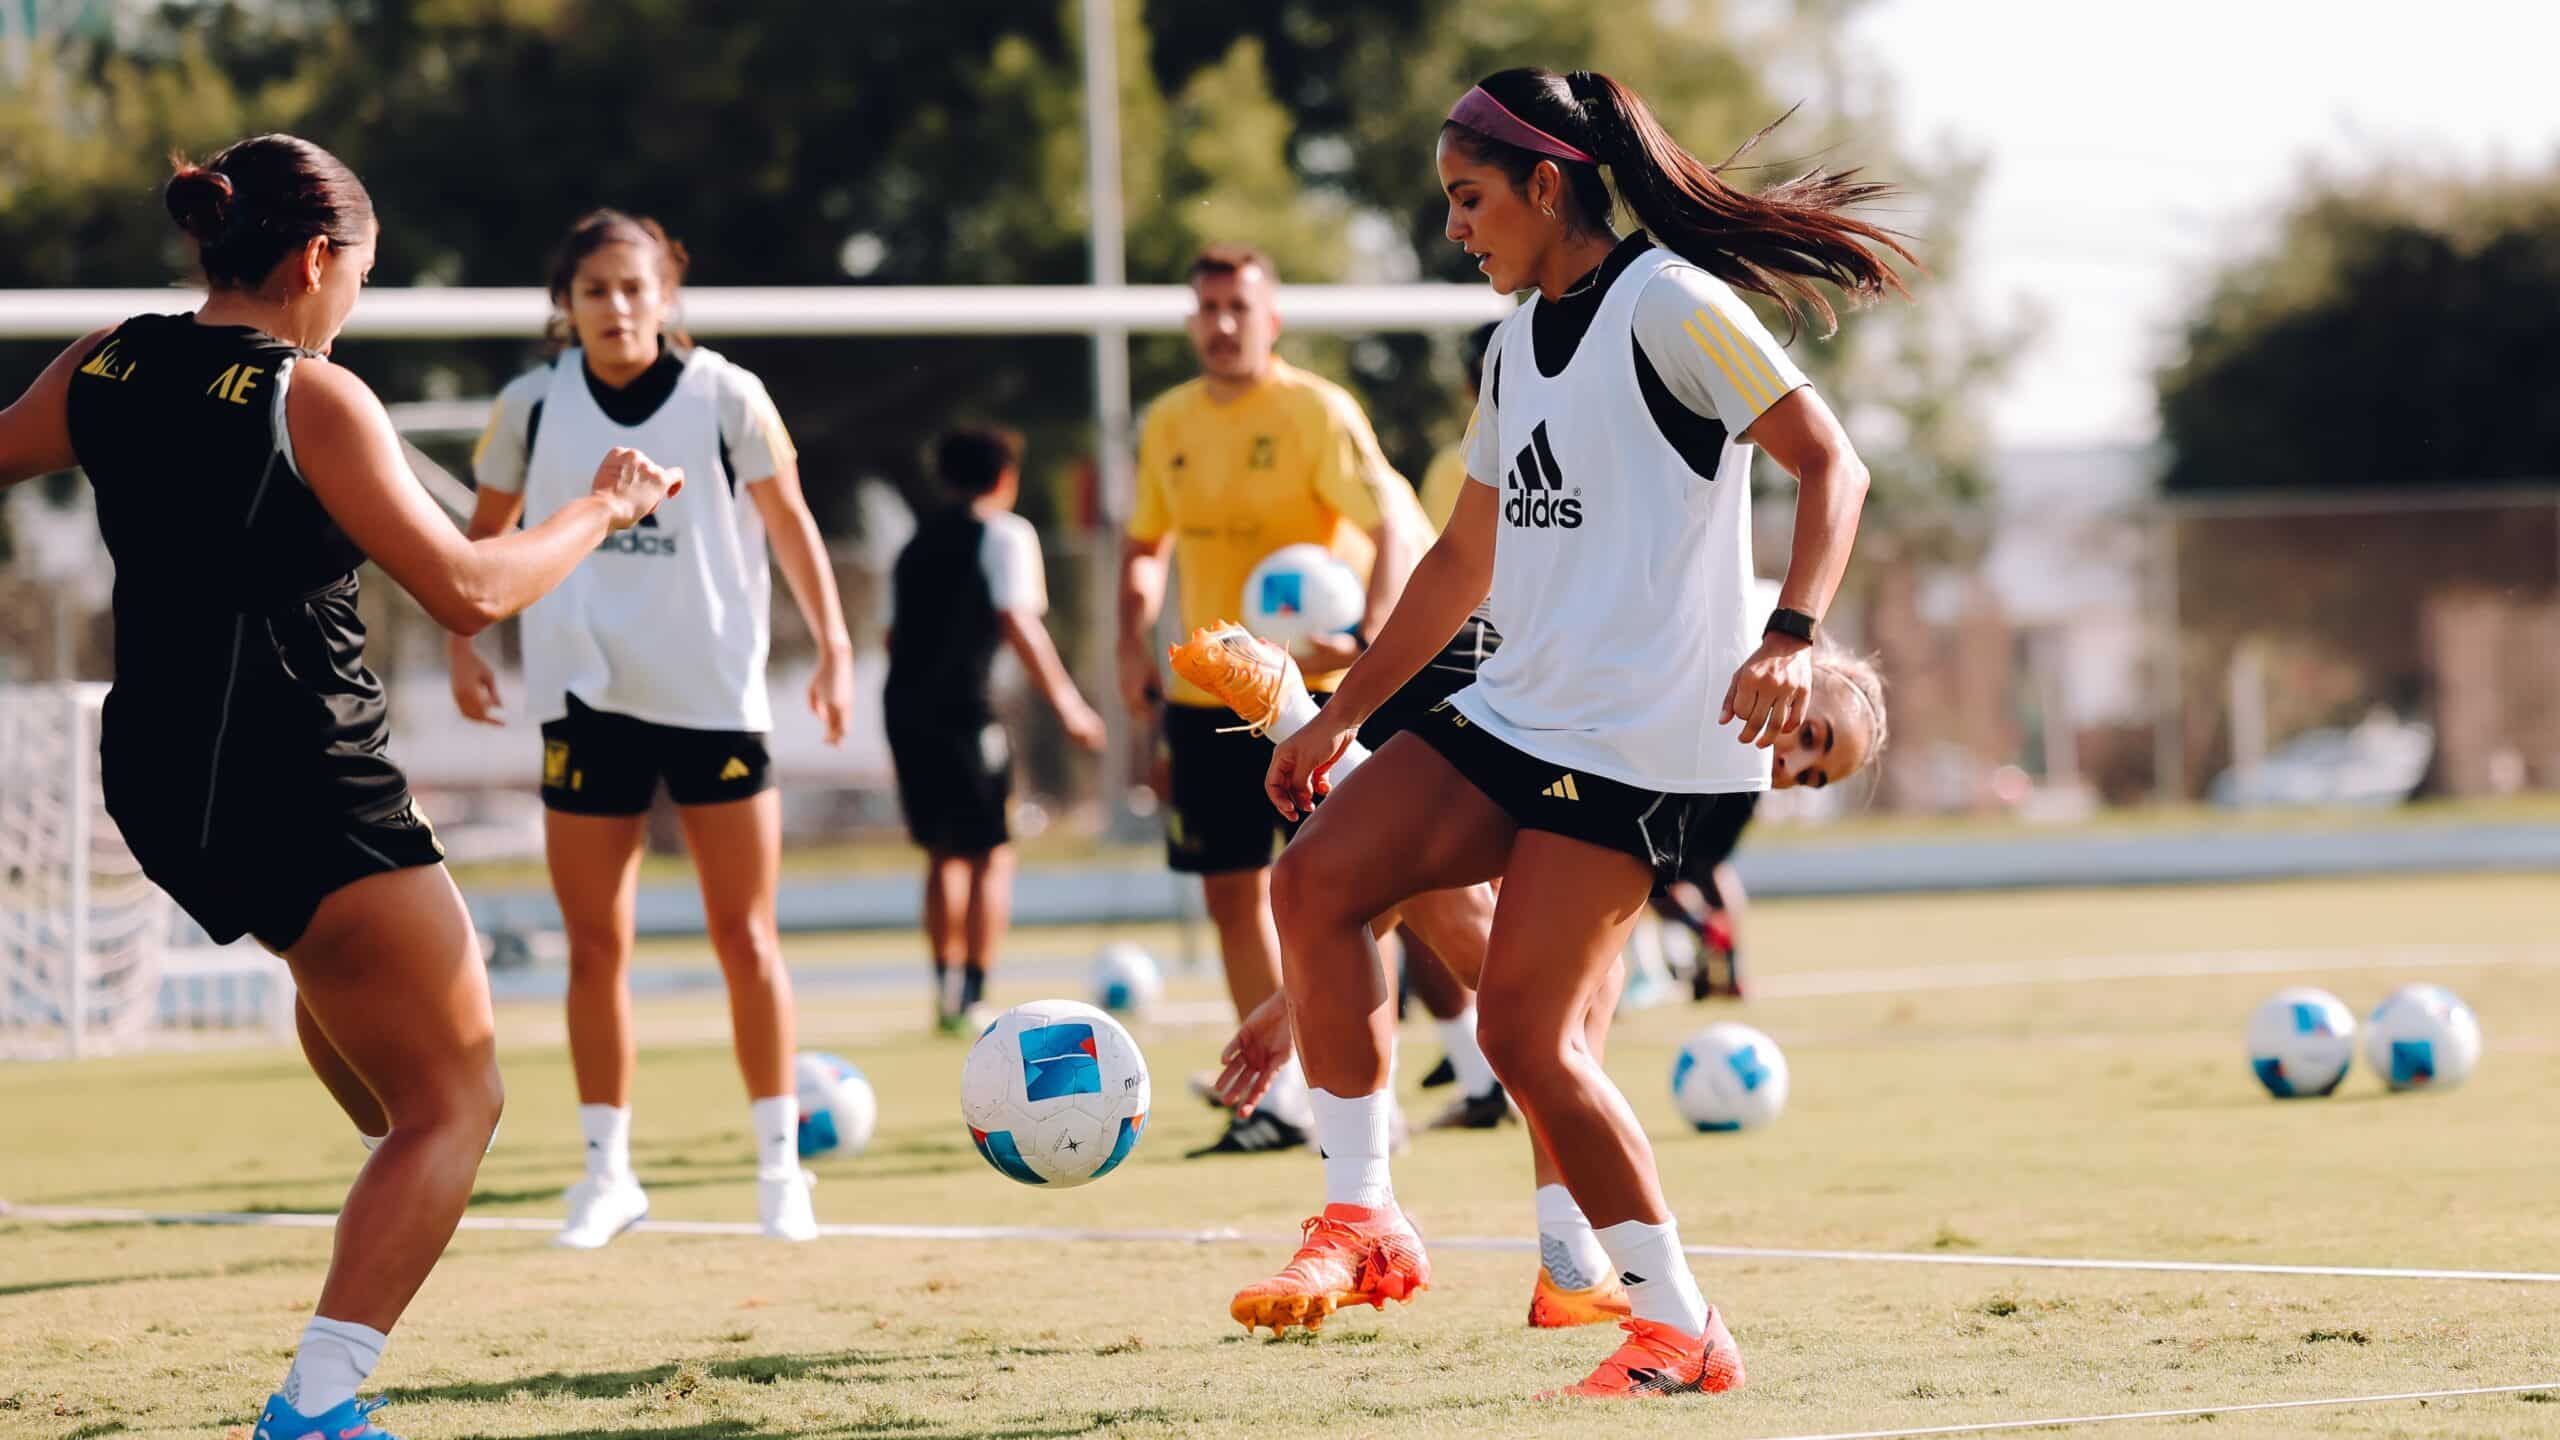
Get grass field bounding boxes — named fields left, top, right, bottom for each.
left=434, top=791, right=2560, bottom=892
left=6, top=873, right=2560, bottom=1439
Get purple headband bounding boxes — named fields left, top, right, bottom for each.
left=1447, top=85, right=1598, bottom=167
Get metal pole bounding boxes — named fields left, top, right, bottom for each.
left=1081, top=0, right=1139, bottom=841
left=66, top=689, right=91, bottom=1059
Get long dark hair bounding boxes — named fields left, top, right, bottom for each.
left=164, top=134, right=373, bottom=292
left=542, top=208, right=693, bottom=353
left=1444, top=68, right=1911, bottom=336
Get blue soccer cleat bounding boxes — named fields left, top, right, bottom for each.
left=254, top=1393, right=399, bottom=1439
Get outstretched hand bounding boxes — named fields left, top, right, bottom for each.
left=1214, top=992, right=1297, bottom=1116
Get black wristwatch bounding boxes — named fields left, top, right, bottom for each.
left=1764, top=607, right=1818, bottom=645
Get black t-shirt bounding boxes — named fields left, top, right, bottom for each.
left=883, top=508, right=1001, bottom=727
left=66, top=313, right=405, bottom=826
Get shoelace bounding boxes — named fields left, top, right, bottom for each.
left=1284, top=1214, right=1369, bottom=1272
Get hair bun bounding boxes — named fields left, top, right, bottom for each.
left=164, top=164, right=236, bottom=242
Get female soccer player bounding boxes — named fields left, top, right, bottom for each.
left=1227, top=67, right=1907, bottom=1399
left=1181, top=632, right=1886, bottom=1333
left=451, top=210, right=856, bottom=1246
left=0, top=134, right=679, bottom=1439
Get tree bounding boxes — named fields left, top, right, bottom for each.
left=2159, top=169, right=2560, bottom=494
left=3, top=0, right=2008, bottom=581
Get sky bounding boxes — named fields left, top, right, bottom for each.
left=1847, top=0, right=2560, bottom=451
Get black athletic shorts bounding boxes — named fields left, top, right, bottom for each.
left=538, top=694, right=773, bottom=816
left=99, top=684, right=444, bottom=953
left=105, top=772, right=445, bottom=952
left=1408, top=695, right=1744, bottom=885
left=1164, top=700, right=1323, bottom=875
left=1676, top=790, right=1762, bottom=904
left=888, top=715, right=1013, bottom=854
left=1357, top=615, right=1500, bottom=752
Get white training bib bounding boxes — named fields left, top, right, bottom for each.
left=517, top=347, right=773, bottom=732
left=1452, top=248, right=1770, bottom=793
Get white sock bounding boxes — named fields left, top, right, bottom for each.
left=1436, top=1007, right=1499, bottom=1099
left=1535, top=1184, right=1614, bottom=1291
left=579, top=1103, right=633, bottom=1183
left=280, top=1315, right=385, bottom=1416
left=750, top=1094, right=799, bottom=1180
left=357, top=1131, right=385, bottom=1153
left=1259, top=682, right=1372, bottom=778
left=1258, top=1055, right=1315, bottom=1128
left=1594, top=1216, right=1710, bottom=1335
left=1308, top=1087, right=1395, bottom=1210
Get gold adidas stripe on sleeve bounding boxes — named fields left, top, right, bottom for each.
left=1680, top=313, right=1771, bottom=415
left=1698, top=304, right=1787, bottom=410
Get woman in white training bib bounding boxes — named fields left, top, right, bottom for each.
left=450, top=210, right=855, bottom=1247
left=1223, top=67, right=1908, bottom=1401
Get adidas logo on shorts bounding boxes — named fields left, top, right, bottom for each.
left=1542, top=774, right=1582, bottom=802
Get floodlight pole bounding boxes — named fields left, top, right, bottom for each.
left=1083, top=0, right=1138, bottom=838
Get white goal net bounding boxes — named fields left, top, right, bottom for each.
left=0, top=683, right=169, bottom=1057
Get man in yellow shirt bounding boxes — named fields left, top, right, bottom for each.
left=1117, top=243, right=1419, bottom=1157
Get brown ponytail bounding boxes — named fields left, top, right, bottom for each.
left=1445, top=68, right=1913, bottom=337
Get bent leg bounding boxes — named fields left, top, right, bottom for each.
left=288, top=865, right=502, bottom=1331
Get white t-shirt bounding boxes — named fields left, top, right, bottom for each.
left=1456, top=245, right=1808, bottom=792
left=473, top=346, right=795, bottom=732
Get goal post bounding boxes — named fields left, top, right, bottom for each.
left=0, top=683, right=167, bottom=1058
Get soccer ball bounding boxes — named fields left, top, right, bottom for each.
left=961, top=999, right=1151, bottom=1187
left=1240, top=543, right=1364, bottom=651
left=1089, top=942, right=1163, bottom=1017
left=1671, top=1023, right=1788, bottom=1131
left=794, top=1051, right=877, bottom=1160
left=2244, top=987, right=2357, bottom=1099
left=2363, top=984, right=2482, bottom=1092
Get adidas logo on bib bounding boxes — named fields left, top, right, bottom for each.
left=1542, top=773, right=1582, bottom=802
left=1504, top=421, right=1584, bottom=530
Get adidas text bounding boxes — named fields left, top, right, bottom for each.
left=1504, top=420, right=1585, bottom=530
left=598, top=530, right=680, bottom=556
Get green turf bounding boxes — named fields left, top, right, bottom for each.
left=5, top=873, right=2559, bottom=1438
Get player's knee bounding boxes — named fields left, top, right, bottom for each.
left=1270, top=841, right=1356, bottom=938
left=708, top=916, right=782, bottom=983
left=1473, top=1003, right=1567, bottom=1091
left=562, top=922, right=630, bottom=981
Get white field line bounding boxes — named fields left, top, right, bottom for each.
left=1751, top=943, right=2560, bottom=1000
left=8, top=1201, right=2560, bottom=1284
left=1749, top=1381, right=2560, bottom=1440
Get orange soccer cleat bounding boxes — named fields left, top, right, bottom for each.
left=1229, top=1203, right=1431, bottom=1337
left=1541, top=1311, right=1747, bottom=1400
left=1527, top=1263, right=1634, bottom=1329
left=1167, top=621, right=1302, bottom=737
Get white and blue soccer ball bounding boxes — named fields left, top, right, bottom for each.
left=1240, top=543, right=1364, bottom=651
left=2245, top=988, right=2357, bottom=1099
left=961, top=999, right=1151, bottom=1188
left=794, top=1051, right=877, bottom=1160
left=2363, top=983, right=2483, bottom=1092
left=1089, top=942, right=1163, bottom=1017
left=1671, top=1023, right=1788, bottom=1132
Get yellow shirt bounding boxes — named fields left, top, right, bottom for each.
left=1418, top=435, right=1470, bottom=534
left=1131, top=358, right=1405, bottom=703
